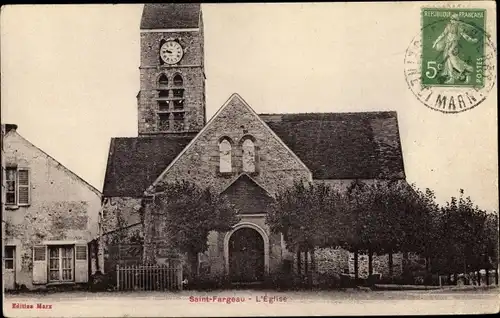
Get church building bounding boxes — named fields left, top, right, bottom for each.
left=98, top=3, right=408, bottom=284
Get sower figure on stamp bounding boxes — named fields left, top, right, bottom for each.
left=432, top=13, right=478, bottom=84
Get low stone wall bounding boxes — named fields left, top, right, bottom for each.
left=348, top=252, right=404, bottom=279
left=315, top=247, right=349, bottom=274
left=291, top=247, right=349, bottom=276
left=290, top=248, right=420, bottom=280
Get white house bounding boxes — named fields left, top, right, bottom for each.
left=2, top=124, right=101, bottom=290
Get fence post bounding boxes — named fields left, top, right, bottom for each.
left=177, top=260, right=183, bottom=290
left=116, top=264, right=120, bottom=290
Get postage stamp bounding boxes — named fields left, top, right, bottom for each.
left=404, top=7, right=496, bottom=113
left=421, top=8, right=486, bottom=87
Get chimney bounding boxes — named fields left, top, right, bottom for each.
left=5, top=124, right=18, bottom=132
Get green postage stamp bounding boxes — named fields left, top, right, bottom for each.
left=404, top=6, right=496, bottom=114
left=421, top=8, right=486, bottom=87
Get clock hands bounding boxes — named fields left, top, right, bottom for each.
left=160, top=41, right=183, bottom=64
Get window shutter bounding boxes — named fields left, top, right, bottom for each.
left=32, top=246, right=47, bottom=284
left=6, top=168, right=17, bottom=205
left=18, top=169, right=30, bottom=205
left=74, top=244, right=88, bottom=283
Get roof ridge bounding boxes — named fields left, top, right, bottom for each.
left=112, top=135, right=195, bottom=140
left=9, top=131, right=102, bottom=197
left=259, top=110, right=397, bottom=116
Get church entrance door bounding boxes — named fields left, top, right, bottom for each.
left=228, top=227, right=264, bottom=283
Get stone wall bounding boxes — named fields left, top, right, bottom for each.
left=315, top=247, right=350, bottom=275
left=100, top=223, right=144, bottom=274
left=144, top=206, right=287, bottom=282
left=138, top=30, right=205, bottom=135
left=100, top=197, right=143, bottom=236
left=140, top=94, right=310, bottom=281
left=138, top=67, right=205, bottom=134
left=98, top=196, right=144, bottom=274
left=154, top=94, right=311, bottom=196
left=140, top=31, right=203, bottom=67
left=289, top=247, right=419, bottom=281
left=347, top=252, right=404, bottom=279
left=200, top=215, right=286, bottom=280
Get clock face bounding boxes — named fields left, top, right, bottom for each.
left=160, top=41, right=184, bottom=64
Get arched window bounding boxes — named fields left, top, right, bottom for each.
left=158, top=74, right=169, bottom=99
left=172, top=74, right=184, bottom=110
left=219, top=139, right=232, bottom=173
left=158, top=74, right=168, bottom=87
left=173, top=74, right=183, bottom=86
left=242, top=139, right=256, bottom=173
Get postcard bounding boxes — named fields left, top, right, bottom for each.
left=1, top=2, right=498, bottom=317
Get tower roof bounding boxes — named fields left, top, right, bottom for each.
left=140, top=3, right=201, bottom=30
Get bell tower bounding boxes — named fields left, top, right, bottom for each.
left=138, top=3, right=206, bottom=136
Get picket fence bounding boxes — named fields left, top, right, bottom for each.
left=116, top=263, right=183, bottom=291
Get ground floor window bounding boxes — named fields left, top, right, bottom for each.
left=33, top=243, right=88, bottom=285
left=48, top=245, right=74, bottom=282
left=5, top=246, right=15, bottom=269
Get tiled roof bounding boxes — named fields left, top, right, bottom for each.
left=261, top=111, right=405, bottom=180
left=140, top=3, right=201, bottom=30
left=102, top=135, right=194, bottom=197
left=102, top=111, right=405, bottom=197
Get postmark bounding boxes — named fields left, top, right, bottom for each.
left=404, top=7, right=496, bottom=113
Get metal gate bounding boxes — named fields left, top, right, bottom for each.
left=116, top=262, right=183, bottom=291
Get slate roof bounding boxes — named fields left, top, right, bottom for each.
left=102, top=135, right=194, bottom=197
left=140, top=3, right=201, bottom=30
left=260, top=111, right=405, bottom=180
left=102, top=111, right=405, bottom=197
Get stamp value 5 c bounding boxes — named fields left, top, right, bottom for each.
left=421, top=9, right=486, bottom=87
left=404, top=7, right=496, bottom=113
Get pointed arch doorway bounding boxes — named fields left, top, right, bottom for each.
left=224, top=222, right=269, bottom=283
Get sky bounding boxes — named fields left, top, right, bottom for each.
left=1, top=3, right=498, bottom=211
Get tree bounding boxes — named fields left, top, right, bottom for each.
left=484, top=212, right=499, bottom=269
left=266, top=181, right=351, bottom=285
left=483, top=212, right=499, bottom=284
left=345, top=181, right=439, bottom=282
left=396, top=186, right=441, bottom=282
left=151, top=180, right=239, bottom=282
left=346, top=181, right=405, bottom=280
left=433, top=189, right=497, bottom=284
